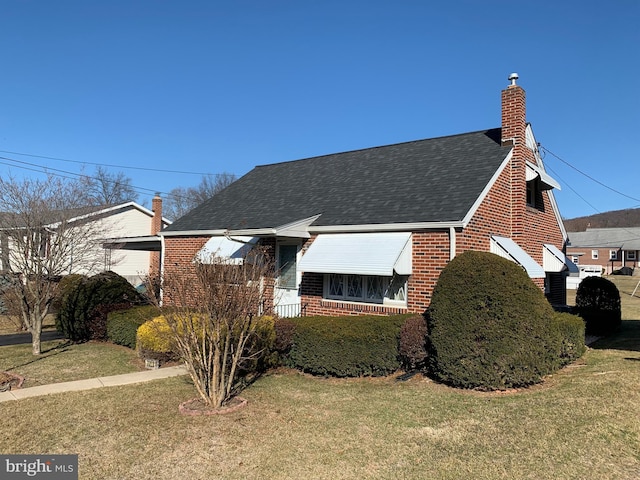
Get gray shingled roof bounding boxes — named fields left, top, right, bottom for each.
left=568, top=228, right=640, bottom=250
left=165, top=128, right=509, bottom=233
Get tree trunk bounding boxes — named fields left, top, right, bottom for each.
left=31, top=326, right=42, bottom=355
left=29, top=313, right=44, bottom=356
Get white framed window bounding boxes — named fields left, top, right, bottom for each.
left=591, top=250, right=599, bottom=260
left=324, top=273, right=408, bottom=306
left=609, top=250, right=618, bottom=260
left=626, top=251, right=636, bottom=261
left=571, top=256, right=579, bottom=265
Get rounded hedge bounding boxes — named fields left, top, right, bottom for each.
left=575, top=276, right=621, bottom=336
left=56, top=271, right=142, bottom=342
left=426, top=250, right=559, bottom=390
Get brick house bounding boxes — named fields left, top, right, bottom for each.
left=566, top=227, right=640, bottom=274
left=160, top=74, right=572, bottom=316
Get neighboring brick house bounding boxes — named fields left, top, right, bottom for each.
left=566, top=227, right=640, bottom=274
left=160, top=74, right=572, bottom=316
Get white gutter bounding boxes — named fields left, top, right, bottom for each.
left=309, top=221, right=465, bottom=234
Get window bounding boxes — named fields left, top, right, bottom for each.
left=591, top=250, right=599, bottom=260
left=571, top=256, right=579, bottom=265
left=278, top=244, right=298, bottom=289
left=526, top=180, right=537, bottom=207
left=609, top=250, right=618, bottom=260
left=627, top=251, right=637, bottom=261
left=324, top=274, right=408, bottom=305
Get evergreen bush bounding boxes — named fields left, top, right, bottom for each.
left=550, top=312, right=586, bottom=366
left=426, top=251, right=559, bottom=390
left=286, top=314, right=408, bottom=377
left=575, top=276, right=622, bottom=336
left=399, top=314, right=428, bottom=370
left=106, top=305, right=161, bottom=349
left=56, top=271, right=142, bottom=342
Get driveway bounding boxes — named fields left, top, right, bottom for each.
left=0, top=330, right=64, bottom=346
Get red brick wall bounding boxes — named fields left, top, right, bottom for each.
left=162, top=236, right=277, bottom=310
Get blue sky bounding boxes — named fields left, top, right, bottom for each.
left=1, top=1, right=638, bottom=220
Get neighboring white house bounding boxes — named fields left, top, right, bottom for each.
left=0, top=200, right=170, bottom=287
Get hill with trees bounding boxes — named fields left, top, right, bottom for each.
left=563, top=208, right=640, bottom=232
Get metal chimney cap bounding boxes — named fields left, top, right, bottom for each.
left=508, top=72, right=519, bottom=86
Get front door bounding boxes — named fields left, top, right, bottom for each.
left=274, top=241, right=301, bottom=317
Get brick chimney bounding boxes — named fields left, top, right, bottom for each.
left=150, top=194, right=163, bottom=277
left=151, top=194, right=163, bottom=235
left=501, top=73, right=528, bottom=240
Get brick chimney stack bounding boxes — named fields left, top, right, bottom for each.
left=151, top=194, right=163, bottom=235
left=150, top=194, right=163, bottom=278
left=501, top=73, right=526, bottom=149
left=501, top=73, right=528, bottom=240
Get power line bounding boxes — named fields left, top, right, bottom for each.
left=540, top=146, right=640, bottom=204
left=544, top=163, right=602, bottom=214
left=0, top=156, right=185, bottom=201
left=0, top=149, right=221, bottom=177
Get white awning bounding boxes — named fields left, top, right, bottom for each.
left=297, top=232, right=412, bottom=276
left=526, top=162, right=561, bottom=191
left=490, top=236, right=546, bottom=278
left=195, top=236, right=259, bottom=264
left=543, top=243, right=579, bottom=273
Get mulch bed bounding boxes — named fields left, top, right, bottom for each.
left=0, top=371, right=25, bottom=392
left=178, top=396, right=247, bottom=416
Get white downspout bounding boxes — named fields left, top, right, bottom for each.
left=159, top=234, right=165, bottom=307
left=449, top=227, right=456, bottom=261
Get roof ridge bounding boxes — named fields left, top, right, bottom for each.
left=253, top=128, right=501, bottom=169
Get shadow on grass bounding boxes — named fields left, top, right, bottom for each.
left=590, top=320, right=640, bottom=353
left=5, top=341, right=72, bottom=372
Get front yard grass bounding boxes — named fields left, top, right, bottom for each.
left=1, top=346, right=639, bottom=479
left=0, top=340, right=143, bottom=387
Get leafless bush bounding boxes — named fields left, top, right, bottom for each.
left=152, top=245, right=275, bottom=408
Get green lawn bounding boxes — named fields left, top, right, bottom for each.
left=0, top=278, right=638, bottom=479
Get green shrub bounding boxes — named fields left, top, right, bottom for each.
left=399, top=314, right=428, bottom=370
left=243, top=315, right=278, bottom=373
left=426, top=251, right=559, bottom=390
left=54, top=274, right=90, bottom=341
left=56, top=271, right=143, bottom=342
left=274, top=317, right=296, bottom=352
left=286, top=314, right=408, bottom=377
left=550, top=312, right=586, bottom=366
left=106, top=305, right=161, bottom=349
left=575, top=276, right=622, bottom=336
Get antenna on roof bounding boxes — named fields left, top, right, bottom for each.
left=508, top=72, right=519, bottom=86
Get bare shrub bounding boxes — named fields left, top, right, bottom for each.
left=153, top=245, right=275, bottom=408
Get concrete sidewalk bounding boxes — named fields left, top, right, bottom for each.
left=0, top=365, right=188, bottom=402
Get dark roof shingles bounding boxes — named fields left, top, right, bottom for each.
left=166, top=128, right=508, bottom=232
